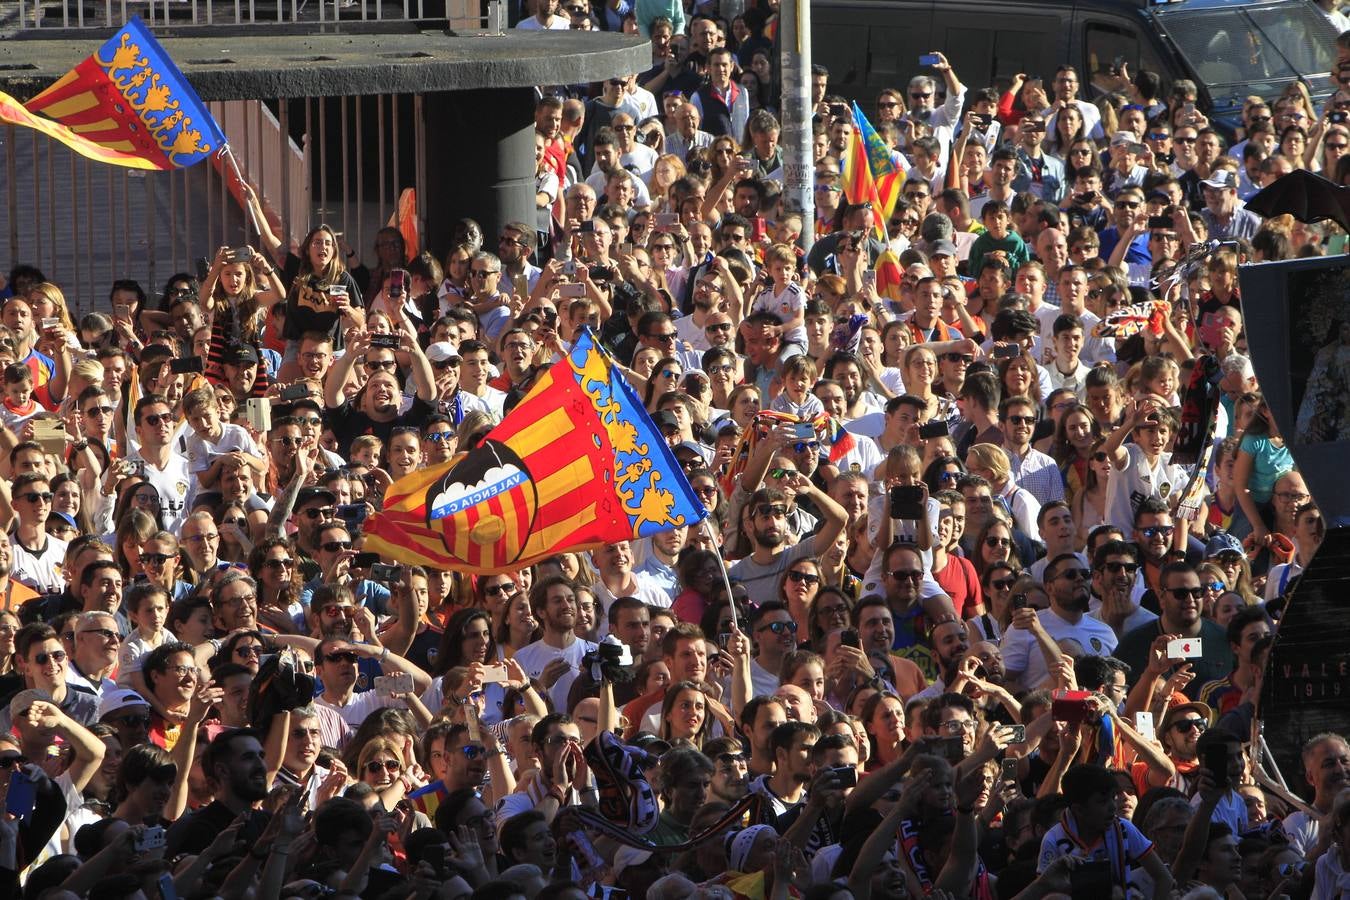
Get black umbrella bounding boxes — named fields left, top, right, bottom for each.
left=1244, top=169, right=1350, bottom=231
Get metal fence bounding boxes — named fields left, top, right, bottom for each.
left=0, top=0, right=499, bottom=312
left=2, top=91, right=427, bottom=316
left=11, top=0, right=506, bottom=31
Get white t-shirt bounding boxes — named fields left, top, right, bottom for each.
left=129, top=450, right=193, bottom=532
left=514, top=14, right=568, bottom=29
left=11, top=532, right=69, bottom=594
left=751, top=282, right=807, bottom=346
left=1001, top=606, right=1119, bottom=691
left=181, top=423, right=260, bottom=475
left=1104, top=443, right=1188, bottom=533
left=315, top=689, right=405, bottom=729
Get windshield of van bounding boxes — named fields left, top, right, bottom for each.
left=1154, top=3, right=1335, bottom=93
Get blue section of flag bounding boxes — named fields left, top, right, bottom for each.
left=565, top=330, right=707, bottom=538
left=94, top=17, right=227, bottom=167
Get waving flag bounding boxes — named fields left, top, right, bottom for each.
left=875, top=248, right=906, bottom=303
left=841, top=102, right=905, bottom=243
left=363, top=329, right=706, bottom=575
left=0, top=17, right=225, bottom=170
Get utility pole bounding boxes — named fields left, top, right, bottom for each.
left=778, top=0, right=814, bottom=251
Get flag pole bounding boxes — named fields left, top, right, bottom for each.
left=702, top=518, right=739, bottom=633
left=219, top=143, right=263, bottom=237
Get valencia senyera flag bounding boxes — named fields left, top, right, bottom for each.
left=362, top=328, right=707, bottom=574
left=0, top=16, right=225, bottom=171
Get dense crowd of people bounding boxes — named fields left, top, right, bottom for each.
left=1, top=2, right=1350, bottom=900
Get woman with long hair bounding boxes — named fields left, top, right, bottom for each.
left=109, top=477, right=165, bottom=536
left=495, top=591, right=541, bottom=661
left=433, top=607, right=537, bottom=727
left=248, top=537, right=302, bottom=634
left=659, top=680, right=713, bottom=748
left=971, top=516, right=1021, bottom=582
left=26, top=281, right=77, bottom=334
left=923, top=454, right=966, bottom=496
left=0, top=609, right=18, bottom=675
left=725, top=384, right=761, bottom=431
left=968, top=560, right=1021, bottom=641
left=1073, top=438, right=1113, bottom=545
left=647, top=154, right=687, bottom=213
left=1053, top=403, right=1102, bottom=506
left=50, top=472, right=93, bottom=537
left=807, top=587, right=853, bottom=651
left=1048, top=103, right=1086, bottom=156
left=643, top=356, right=684, bottom=412
left=777, top=557, right=823, bottom=634
left=276, top=224, right=364, bottom=381
left=672, top=548, right=724, bottom=625
left=861, top=690, right=906, bottom=771
left=903, top=345, right=944, bottom=422
left=998, top=349, right=1044, bottom=410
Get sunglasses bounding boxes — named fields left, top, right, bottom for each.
left=1055, top=568, right=1092, bottom=581
left=792, top=440, right=820, bottom=453
left=303, top=507, right=336, bottom=519
left=1102, top=561, right=1139, bottom=575
left=83, top=405, right=115, bottom=417
left=109, top=715, right=151, bottom=729
left=786, top=571, right=820, bottom=585
left=460, top=745, right=488, bottom=760
left=0, top=755, right=29, bottom=769
left=1140, top=526, right=1174, bottom=540
left=142, top=413, right=173, bottom=427
left=991, top=578, right=1016, bottom=590
left=234, top=645, right=263, bottom=658
left=321, top=540, right=353, bottom=552
left=1172, top=718, right=1207, bottom=733
left=985, top=536, right=1011, bottom=548
left=485, top=582, right=519, bottom=596
left=755, top=504, right=787, bottom=518
left=322, top=650, right=360, bottom=663
left=365, top=759, right=402, bottom=774
left=35, top=649, right=67, bottom=665
left=141, top=553, right=172, bottom=566
left=942, top=353, right=974, bottom=364
left=1167, top=587, right=1205, bottom=600
left=890, top=569, right=924, bottom=582
left=758, top=620, right=798, bottom=635
left=265, top=557, right=295, bottom=570
left=1205, top=581, right=1226, bottom=592
left=18, top=492, right=53, bottom=503
left=425, top=431, right=455, bottom=442
left=1004, top=415, right=1036, bottom=426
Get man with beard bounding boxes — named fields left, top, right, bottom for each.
left=1089, top=540, right=1156, bottom=638
left=851, top=598, right=927, bottom=699
left=704, top=735, right=750, bottom=803
left=495, top=713, right=585, bottom=827
left=879, top=544, right=956, bottom=683
left=824, top=352, right=883, bottom=422
left=1001, top=553, right=1117, bottom=692
left=1116, top=562, right=1234, bottom=697
left=740, top=312, right=801, bottom=398
left=910, top=619, right=971, bottom=701
left=749, top=720, right=818, bottom=817
left=514, top=576, right=598, bottom=714
left=166, top=728, right=272, bottom=857
left=323, top=329, right=436, bottom=457
left=727, top=486, right=847, bottom=607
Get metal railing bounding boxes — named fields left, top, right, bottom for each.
left=10, top=0, right=506, bottom=32
left=1, top=90, right=427, bottom=316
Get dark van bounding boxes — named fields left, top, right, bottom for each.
left=812, top=0, right=1340, bottom=131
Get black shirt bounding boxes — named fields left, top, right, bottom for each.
left=165, top=800, right=271, bottom=858
left=327, top=395, right=436, bottom=459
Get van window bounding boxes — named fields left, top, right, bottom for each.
left=1154, top=4, right=1336, bottom=93
left=1082, top=21, right=1171, bottom=99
